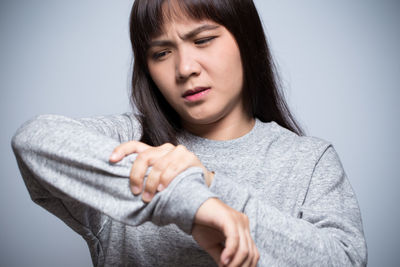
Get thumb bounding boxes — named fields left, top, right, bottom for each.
left=207, top=245, right=224, bottom=266
left=192, top=224, right=225, bottom=265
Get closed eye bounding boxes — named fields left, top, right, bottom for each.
left=194, top=36, right=217, bottom=46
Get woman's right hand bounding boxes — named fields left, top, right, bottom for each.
left=109, top=141, right=214, bottom=202
left=193, top=198, right=259, bottom=267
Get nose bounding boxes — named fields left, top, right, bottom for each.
left=175, top=47, right=201, bottom=81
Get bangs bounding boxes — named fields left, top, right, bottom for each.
left=130, top=0, right=231, bottom=64
left=134, top=0, right=225, bottom=38
left=159, top=1, right=220, bottom=37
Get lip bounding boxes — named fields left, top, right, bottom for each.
left=182, top=87, right=211, bottom=102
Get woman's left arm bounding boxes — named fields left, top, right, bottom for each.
left=211, top=145, right=368, bottom=266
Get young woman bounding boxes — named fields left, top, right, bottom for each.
left=12, top=0, right=367, bottom=266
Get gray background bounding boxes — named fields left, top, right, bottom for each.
left=1, top=0, right=399, bottom=266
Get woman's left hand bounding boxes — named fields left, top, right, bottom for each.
left=193, top=198, right=260, bottom=267
left=109, top=140, right=214, bottom=202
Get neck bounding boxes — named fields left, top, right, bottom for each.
left=182, top=113, right=255, bottom=141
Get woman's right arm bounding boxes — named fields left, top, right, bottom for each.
left=11, top=114, right=216, bottom=235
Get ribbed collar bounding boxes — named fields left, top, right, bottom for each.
left=177, top=118, right=271, bottom=154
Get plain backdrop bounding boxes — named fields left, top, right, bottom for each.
left=1, top=1, right=399, bottom=266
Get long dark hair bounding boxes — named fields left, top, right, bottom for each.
left=129, top=0, right=304, bottom=146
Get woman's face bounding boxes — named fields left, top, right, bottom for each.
left=146, top=16, right=245, bottom=127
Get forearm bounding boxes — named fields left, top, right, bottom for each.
left=249, top=198, right=365, bottom=266
left=210, top=174, right=367, bottom=266
left=12, top=114, right=216, bottom=234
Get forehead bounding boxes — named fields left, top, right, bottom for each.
left=151, top=1, right=214, bottom=38
left=154, top=19, right=219, bottom=40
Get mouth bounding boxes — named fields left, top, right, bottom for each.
left=182, top=87, right=211, bottom=102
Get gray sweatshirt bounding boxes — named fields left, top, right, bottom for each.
left=11, top=113, right=367, bottom=266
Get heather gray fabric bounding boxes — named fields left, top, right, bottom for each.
left=11, top=113, right=367, bottom=266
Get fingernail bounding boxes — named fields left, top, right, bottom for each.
left=131, top=186, right=141, bottom=195
left=157, top=184, right=164, bottom=192
left=143, top=192, right=152, bottom=202
left=223, top=258, right=230, bottom=265
left=109, top=153, right=119, bottom=161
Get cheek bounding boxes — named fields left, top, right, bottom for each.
left=149, top=64, right=167, bottom=89
left=210, top=41, right=243, bottom=89
left=148, top=64, right=176, bottom=100
left=227, top=47, right=243, bottom=84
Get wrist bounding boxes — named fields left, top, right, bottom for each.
left=205, top=170, right=215, bottom=187
left=194, top=197, right=224, bottom=227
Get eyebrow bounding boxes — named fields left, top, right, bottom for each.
left=149, top=24, right=220, bottom=48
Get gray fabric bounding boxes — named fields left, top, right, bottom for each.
left=11, top=113, right=367, bottom=266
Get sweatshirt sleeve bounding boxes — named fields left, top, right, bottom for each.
left=209, top=145, right=367, bottom=266
left=11, top=114, right=216, bottom=235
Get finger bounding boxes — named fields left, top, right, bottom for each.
left=142, top=167, right=162, bottom=202
left=243, top=229, right=254, bottom=267
left=157, top=146, right=194, bottom=191
left=157, top=163, right=180, bottom=191
left=129, top=150, right=154, bottom=194
left=141, top=148, right=174, bottom=201
left=220, top=222, right=239, bottom=266
left=253, top=246, right=260, bottom=267
left=227, top=226, right=249, bottom=267
left=250, top=244, right=258, bottom=267
left=241, top=216, right=254, bottom=267
left=249, top=231, right=259, bottom=267
left=109, top=141, right=150, bottom=162
left=208, top=245, right=224, bottom=267
left=130, top=144, right=175, bottom=195
left=136, top=144, right=192, bottom=192
left=192, top=224, right=224, bottom=265
left=199, top=229, right=224, bottom=265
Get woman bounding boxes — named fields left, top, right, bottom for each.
left=11, top=0, right=367, bottom=266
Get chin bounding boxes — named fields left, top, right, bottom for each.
left=183, top=112, right=224, bottom=126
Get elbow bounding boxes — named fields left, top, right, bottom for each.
left=11, top=114, right=55, bottom=154
left=338, top=237, right=368, bottom=267
left=348, top=232, right=368, bottom=266
left=348, top=249, right=368, bottom=267
left=356, top=240, right=368, bottom=267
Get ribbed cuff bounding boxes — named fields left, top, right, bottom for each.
left=209, top=171, right=250, bottom=212
left=154, top=167, right=217, bottom=234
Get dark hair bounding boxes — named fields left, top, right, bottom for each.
left=129, top=0, right=304, bottom=146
